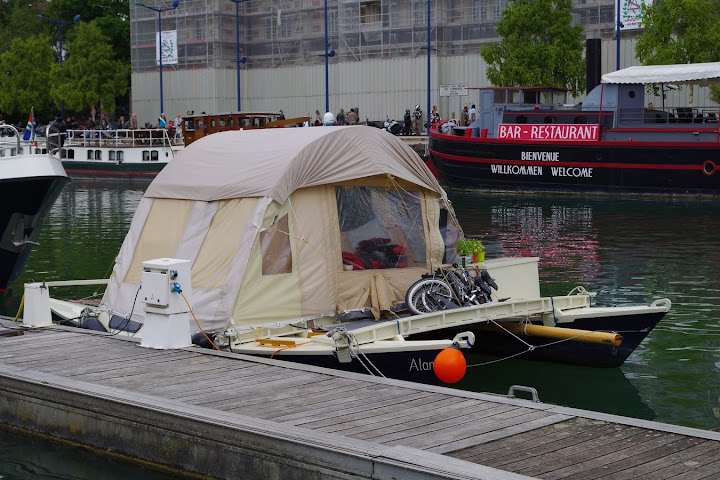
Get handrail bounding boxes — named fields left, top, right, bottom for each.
left=0, top=125, right=21, bottom=152
left=64, top=128, right=183, bottom=148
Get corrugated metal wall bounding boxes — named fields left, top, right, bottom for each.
left=132, top=37, right=714, bottom=127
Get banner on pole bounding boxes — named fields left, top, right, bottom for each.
left=156, top=30, right=178, bottom=65
left=616, top=0, right=652, bottom=30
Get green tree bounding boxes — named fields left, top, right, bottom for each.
left=635, top=0, right=720, bottom=105
left=636, top=0, right=720, bottom=65
left=45, top=0, right=130, bottom=63
left=50, top=21, right=129, bottom=115
left=480, top=0, right=586, bottom=95
left=0, top=34, right=55, bottom=117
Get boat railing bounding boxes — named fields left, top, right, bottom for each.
left=64, top=128, right=184, bottom=148
left=616, top=106, right=719, bottom=126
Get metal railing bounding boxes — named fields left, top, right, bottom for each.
left=64, top=128, right=184, bottom=148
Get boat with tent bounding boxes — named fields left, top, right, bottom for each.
left=429, top=62, right=720, bottom=196
left=42, top=126, right=670, bottom=382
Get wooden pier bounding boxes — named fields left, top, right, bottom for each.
left=1, top=318, right=719, bottom=479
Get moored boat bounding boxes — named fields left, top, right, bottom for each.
left=0, top=126, right=69, bottom=291
left=429, top=62, right=720, bottom=196
left=36, top=126, right=670, bottom=382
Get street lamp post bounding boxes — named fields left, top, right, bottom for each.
left=136, top=0, right=180, bottom=117
left=37, top=14, right=81, bottom=120
left=324, top=0, right=335, bottom=115
left=616, top=0, right=622, bottom=70
left=229, top=0, right=249, bottom=112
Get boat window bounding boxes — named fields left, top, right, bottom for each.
left=493, top=90, right=506, bottom=103
left=218, top=118, right=225, bottom=128
left=151, top=151, right=159, bottom=161
left=226, top=116, right=234, bottom=128
left=67, top=149, right=74, bottom=159
left=523, top=91, right=536, bottom=104
left=117, top=151, right=124, bottom=162
left=539, top=91, right=553, bottom=104
left=109, top=150, right=116, bottom=161
left=184, top=120, right=194, bottom=132
left=239, top=118, right=250, bottom=128
left=95, top=150, right=102, bottom=160
left=0, top=149, right=4, bottom=157
left=259, top=214, right=292, bottom=275
left=195, top=119, right=203, bottom=130
left=87, top=150, right=94, bottom=160
left=17, top=148, right=22, bottom=155
left=143, top=151, right=150, bottom=161
left=509, top=91, right=520, bottom=104
left=210, top=118, right=216, bottom=129
left=336, top=186, right=425, bottom=270
left=253, top=117, right=265, bottom=127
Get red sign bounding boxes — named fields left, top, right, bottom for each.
left=498, top=123, right=600, bottom=141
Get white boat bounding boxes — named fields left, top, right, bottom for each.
left=0, top=126, right=69, bottom=291
left=39, top=126, right=670, bottom=383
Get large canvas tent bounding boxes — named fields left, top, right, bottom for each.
left=102, top=126, right=461, bottom=332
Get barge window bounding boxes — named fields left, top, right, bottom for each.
left=87, top=150, right=93, bottom=160
left=523, top=91, right=537, bottom=104
left=109, top=151, right=115, bottom=161
left=117, top=151, right=124, bottom=162
left=226, top=116, right=234, bottom=128
left=151, top=151, right=159, bottom=161
left=143, top=151, right=150, bottom=161
left=509, top=91, right=520, bottom=104
left=218, top=118, right=225, bottom=128
left=494, top=90, right=506, bottom=103
left=67, top=149, right=74, bottom=159
left=95, top=150, right=102, bottom=160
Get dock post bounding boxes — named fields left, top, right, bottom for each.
left=140, top=258, right=193, bottom=349
left=23, top=282, right=53, bottom=327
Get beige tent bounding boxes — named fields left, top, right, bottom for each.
left=102, top=126, right=460, bottom=332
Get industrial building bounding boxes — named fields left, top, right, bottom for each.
left=129, top=0, right=679, bottom=126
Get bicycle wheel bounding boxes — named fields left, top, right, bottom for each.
left=405, top=278, right=453, bottom=315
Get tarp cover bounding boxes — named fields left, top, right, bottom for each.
left=145, top=126, right=444, bottom=203
left=602, top=62, right=720, bottom=86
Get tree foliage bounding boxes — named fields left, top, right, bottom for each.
left=50, top=21, right=129, bottom=114
left=480, top=0, right=586, bottom=95
left=0, top=35, right=55, bottom=116
left=635, top=0, right=720, bottom=66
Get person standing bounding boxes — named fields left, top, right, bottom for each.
left=461, top=106, right=469, bottom=126
left=403, top=109, right=412, bottom=136
left=468, top=104, right=477, bottom=123
left=129, top=113, right=138, bottom=130
left=412, top=104, right=423, bottom=135
left=158, top=113, right=167, bottom=128
left=430, top=106, right=440, bottom=125
left=337, top=108, right=346, bottom=125
left=347, top=108, right=357, bottom=125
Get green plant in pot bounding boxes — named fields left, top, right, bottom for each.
left=456, top=237, right=485, bottom=264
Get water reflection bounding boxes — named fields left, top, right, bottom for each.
left=450, top=192, right=720, bottom=430
left=3, top=186, right=720, bottom=432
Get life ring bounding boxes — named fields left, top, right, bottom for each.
left=702, top=160, right=716, bottom=176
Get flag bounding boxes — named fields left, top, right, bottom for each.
left=22, top=107, right=35, bottom=142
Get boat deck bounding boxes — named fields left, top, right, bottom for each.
left=1, top=318, right=719, bottom=479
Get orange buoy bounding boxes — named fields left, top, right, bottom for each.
left=433, top=347, right=467, bottom=383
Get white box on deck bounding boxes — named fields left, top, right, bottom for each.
left=141, top=258, right=192, bottom=315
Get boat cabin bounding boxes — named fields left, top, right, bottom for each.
left=182, top=112, right=309, bottom=146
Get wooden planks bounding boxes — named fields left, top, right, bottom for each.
left=2, top=320, right=719, bottom=480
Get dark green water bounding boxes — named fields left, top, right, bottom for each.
left=1, top=182, right=719, bottom=476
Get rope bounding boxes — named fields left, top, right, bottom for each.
left=347, top=331, right=386, bottom=377
left=12, top=295, right=24, bottom=322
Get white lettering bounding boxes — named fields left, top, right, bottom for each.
left=521, top=151, right=559, bottom=162
left=550, top=167, right=594, bottom=178
left=491, top=164, right=543, bottom=175
left=409, top=358, right=434, bottom=371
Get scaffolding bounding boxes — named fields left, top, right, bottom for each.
left=130, top=0, right=619, bottom=73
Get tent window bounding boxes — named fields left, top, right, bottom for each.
left=259, top=214, right=292, bottom=275
left=439, top=201, right=460, bottom=263
left=336, top=186, right=426, bottom=270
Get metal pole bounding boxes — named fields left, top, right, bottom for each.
left=426, top=0, right=431, bottom=132
left=59, top=24, right=65, bottom=119
left=616, top=0, right=621, bottom=70
left=324, top=0, right=329, bottom=114
left=236, top=1, right=241, bottom=111
left=158, top=10, right=164, bottom=116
